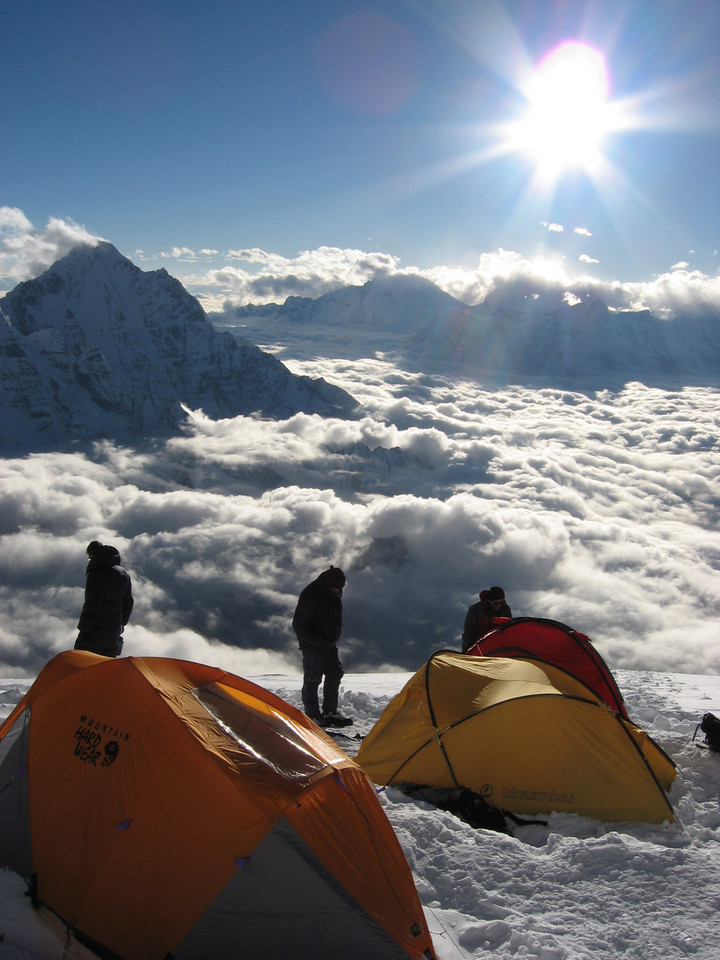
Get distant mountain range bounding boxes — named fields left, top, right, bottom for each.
left=0, top=243, right=357, bottom=451
left=410, top=279, right=720, bottom=384
left=3, top=242, right=719, bottom=452
left=230, top=273, right=454, bottom=333
left=222, top=273, right=720, bottom=386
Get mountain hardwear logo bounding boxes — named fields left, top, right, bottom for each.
left=73, top=714, right=129, bottom=767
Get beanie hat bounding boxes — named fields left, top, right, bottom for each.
left=321, top=566, right=346, bottom=589
left=487, top=585, right=505, bottom=601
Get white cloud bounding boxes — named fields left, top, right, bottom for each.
left=2, top=361, right=719, bottom=680
left=0, top=207, right=102, bottom=287
left=0, top=207, right=33, bottom=235
left=4, top=207, right=720, bottom=321
left=182, top=250, right=720, bottom=318
left=161, top=246, right=197, bottom=260
left=192, top=246, right=403, bottom=309
left=574, top=227, right=592, bottom=237
left=156, top=246, right=220, bottom=262
left=615, top=266, right=720, bottom=316
left=192, top=243, right=720, bottom=321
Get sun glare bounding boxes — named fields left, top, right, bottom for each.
left=510, top=41, right=613, bottom=179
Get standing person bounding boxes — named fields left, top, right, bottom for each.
left=75, top=541, right=134, bottom=657
left=292, top=565, right=351, bottom=727
left=461, top=585, right=511, bottom=653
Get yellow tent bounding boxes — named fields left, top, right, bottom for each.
left=356, top=652, right=676, bottom=824
left=0, top=651, right=436, bottom=960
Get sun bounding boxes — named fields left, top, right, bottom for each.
left=509, top=41, right=613, bottom=179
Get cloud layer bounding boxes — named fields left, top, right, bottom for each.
left=3, top=207, right=720, bottom=321
left=2, top=336, right=719, bottom=680
left=0, top=208, right=101, bottom=289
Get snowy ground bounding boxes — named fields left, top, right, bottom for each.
left=1, top=667, right=719, bottom=959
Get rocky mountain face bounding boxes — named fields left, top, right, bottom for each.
left=0, top=243, right=357, bottom=450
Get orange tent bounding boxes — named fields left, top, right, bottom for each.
left=0, top=652, right=435, bottom=960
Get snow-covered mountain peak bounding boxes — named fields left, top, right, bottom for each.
left=231, top=272, right=461, bottom=333
left=0, top=244, right=357, bottom=451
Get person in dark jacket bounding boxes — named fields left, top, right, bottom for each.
left=292, top=565, right=350, bottom=726
left=461, top=585, right=511, bottom=653
left=75, top=541, right=134, bottom=657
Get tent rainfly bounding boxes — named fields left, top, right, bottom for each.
left=466, top=616, right=629, bottom=718
left=356, top=652, right=676, bottom=824
left=0, top=651, right=436, bottom=960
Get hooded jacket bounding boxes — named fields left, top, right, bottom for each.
left=76, top=545, right=134, bottom=656
left=461, top=592, right=511, bottom=653
left=292, top=571, right=343, bottom=649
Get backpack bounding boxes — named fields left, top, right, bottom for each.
left=693, top=712, right=720, bottom=752
left=399, top=784, right=547, bottom=834
left=437, top=788, right=512, bottom=834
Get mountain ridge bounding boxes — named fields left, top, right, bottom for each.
left=217, top=272, right=720, bottom=386
left=0, top=242, right=358, bottom=451
left=231, top=273, right=457, bottom=332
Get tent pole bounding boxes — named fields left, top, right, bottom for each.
left=425, top=654, right=460, bottom=790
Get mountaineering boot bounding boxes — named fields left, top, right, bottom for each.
left=320, top=713, right=353, bottom=728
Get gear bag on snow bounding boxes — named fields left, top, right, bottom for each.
left=693, top=712, right=720, bottom=752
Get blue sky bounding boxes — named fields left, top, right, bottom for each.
left=4, top=0, right=720, bottom=307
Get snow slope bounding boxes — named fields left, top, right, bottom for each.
left=1, top=666, right=719, bottom=959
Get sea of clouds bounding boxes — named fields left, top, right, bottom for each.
left=2, top=339, right=719, bottom=680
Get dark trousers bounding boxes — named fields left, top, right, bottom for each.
left=300, top=644, right=344, bottom=718
left=74, top=634, right=124, bottom=657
